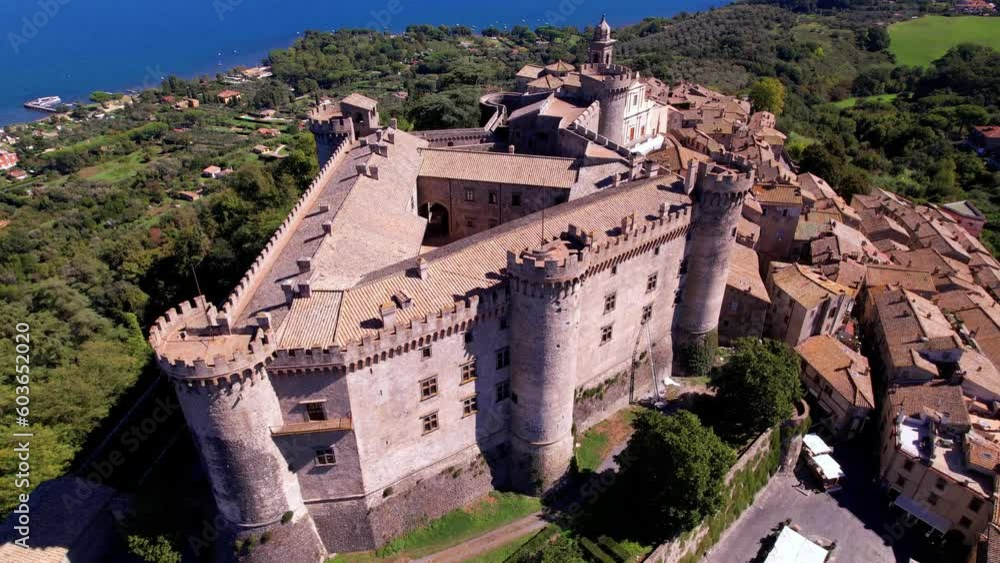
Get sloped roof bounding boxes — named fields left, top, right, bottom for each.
left=727, top=244, right=769, bottom=302
left=797, top=335, right=874, bottom=409
left=771, top=264, right=849, bottom=308
left=418, top=148, right=578, bottom=189
left=341, top=92, right=378, bottom=110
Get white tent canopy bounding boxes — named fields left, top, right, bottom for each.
left=811, top=454, right=845, bottom=481
left=803, top=433, right=833, bottom=456
left=894, top=495, right=950, bottom=533
left=763, top=526, right=829, bottom=563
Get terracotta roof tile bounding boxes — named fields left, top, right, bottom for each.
left=796, top=335, right=874, bottom=408
left=418, top=148, right=578, bottom=188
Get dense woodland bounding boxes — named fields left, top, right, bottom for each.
left=0, top=0, right=997, bottom=558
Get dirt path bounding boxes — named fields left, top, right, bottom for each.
left=412, top=513, right=548, bottom=563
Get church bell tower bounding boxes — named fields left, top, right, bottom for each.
left=589, top=14, right=616, bottom=65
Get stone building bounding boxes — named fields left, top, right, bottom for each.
left=764, top=263, right=854, bottom=347
left=147, top=18, right=759, bottom=562
left=720, top=243, right=769, bottom=344
left=796, top=335, right=873, bottom=439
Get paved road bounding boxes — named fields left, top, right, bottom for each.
left=414, top=513, right=548, bottom=563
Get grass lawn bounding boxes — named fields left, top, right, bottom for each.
left=889, top=15, right=1000, bottom=67
left=829, top=93, right=898, bottom=109
left=328, top=491, right=541, bottom=562
left=575, top=407, right=641, bottom=472
left=78, top=149, right=154, bottom=183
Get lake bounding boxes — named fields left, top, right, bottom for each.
left=0, top=0, right=723, bottom=126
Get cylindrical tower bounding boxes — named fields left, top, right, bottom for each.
left=676, top=154, right=756, bottom=345
left=507, top=241, right=589, bottom=493
left=149, top=299, right=325, bottom=563
left=597, top=85, right=629, bottom=146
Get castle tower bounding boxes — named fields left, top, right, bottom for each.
left=597, top=80, right=630, bottom=146
left=676, top=154, right=756, bottom=349
left=589, top=15, right=616, bottom=65
left=149, top=300, right=326, bottom=563
left=507, top=240, right=589, bottom=493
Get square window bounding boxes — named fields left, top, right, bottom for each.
left=610, top=264, right=618, bottom=276
left=511, top=193, right=522, bottom=207
left=895, top=475, right=906, bottom=488
left=496, top=381, right=511, bottom=402
left=959, top=516, right=972, bottom=529
left=654, top=246, right=661, bottom=256
left=496, top=347, right=510, bottom=370
left=315, top=447, right=337, bottom=466
left=604, top=293, right=617, bottom=314
left=466, top=218, right=476, bottom=229
left=500, top=316, right=508, bottom=330
left=970, top=498, right=985, bottom=512
left=465, top=188, right=475, bottom=202
left=421, top=412, right=439, bottom=434
left=600, top=325, right=613, bottom=345
left=641, top=304, right=653, bottom=325
left=927, top=493, right=939, bottom=506
left=646, top=273, right=658, bottom=293
left=488, top=191, right=498, bottom=204
left=462, top=395, right=479, bottom=417
left=935, top=478, right=947, bottom=491
left=421, top=345, right=432, bottom=360
left=420, top=376, right=438, bottom=400
left=902, top=460, right=914, bottom=472
left=304, top=402, right=327, bottom=422
left=461, top=361, right=477, bottom=384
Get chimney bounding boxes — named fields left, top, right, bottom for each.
left=387, top=131, right=395, bottom=144
left=360, top=138, right=369, bottom=147
left=298, top=281, right=312, bottom=298
left=659, top=202, right=667, bottom=219
left=322, top=221, right=333, bottom=235
left=418, top=258, right=430, bottom=280
left=369, top=165, right=380, bottom=180
left=355, top=163, right=370, bottom=176
left=376, top=130, right=384, bottom=143
left=319, top=204, right=331, bottom=213
left=390, top=117, right=398, bottom=128
left=508, top=145, right=516, bottom=154
left=281, top=281, right=295, bottom=303
left=380, top=302, right=397, bottom=328
left=256, top=312, right=272, bottom=330
left=297, top=257, right=312, bottom=273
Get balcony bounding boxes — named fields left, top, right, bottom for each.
left=271, top=417, right=353, bottom=436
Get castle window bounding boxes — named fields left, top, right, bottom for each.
left=731, top=227, right=737, bottom=238
left=496, top=381, right=511, bottom=402
left=959, top=516, right=972, bottom=529
left=654, top=246, right=660, bottom=256
left=610, top=264, right=618, bottom=276
left=464, top=331, right=474, bottom=344
left=600, top=324, right=613, bottom=345
left=489, top=191, right=498, bottom=205
left=971, top=498, right=985, bottom=512
left=420, top=376, right=439, bottom=400
left=489, top=219, right=498, bottom=228
left=935, top=478, right=947, bottom=491
left=646, top=273, right=658, bottom=293
left=674, top=290, right=682, bottom=304
left=604, top=293, right=617, bottom=314
left=894, top=475, right=906, bottom=489
left=511, top=193, right=522, bottom=207
left=641, top=304, right=653, bottom=325
left=421, top=412, right=440, bottom=434
left=903, top=460, right=914, bottom=473
left=461, top=361, right=477, bottom=384
left=303, top=401, right=327, bottom=422
left=496, top=347, right=510, bottom=370
left=462, top=395, right=479, bottom=417
left=465, top=188, right=475, bottom=202
left=927, top=493, right=939, bottom=506
left=314, top=447, right=337, bottom=466
left=466, top=218, right=476, bottom=229
left=679, top=259, right=688, bottom=276
left=500, top=316, right=508, bottom=330
left=421, top=345, right=432, bottom=360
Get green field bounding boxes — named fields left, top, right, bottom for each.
left=830, top=93, right=898, bottom=109
left=889, top=15, right=1000, bottom=67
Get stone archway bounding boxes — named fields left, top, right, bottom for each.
left=420, top=202, right=450, bottom=240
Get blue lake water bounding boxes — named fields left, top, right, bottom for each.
left=0, top=0, right=722, bottom=126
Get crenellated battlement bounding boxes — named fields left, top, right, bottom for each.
left=685, top=151, right=756, bottom=205
left=220, top=135, right=355, bottom=322
left=506, top=240, right=590, bottom=286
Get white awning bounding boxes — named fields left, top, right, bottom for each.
left=894, top=495, right=950, bottom=533
left=763, top=526, right=829, bottom=563
left=811, top=454, right=844, bottom=481
left=803, top=433, right=833, bottom=456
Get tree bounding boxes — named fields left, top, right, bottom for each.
left=610, top=410, right=735, bottom=540
left=515, top=535, right=585, bottom=563
left=127, top=535, right=182, bottom=563
left=858, top=26, right=890, bottom=52
left=748, top=77, right=786, bottom=115
left=713, top=338, right=802, bottom=439
left=406, top=88, right=481, bottom=130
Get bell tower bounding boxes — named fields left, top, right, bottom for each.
left=589, top=14, right=616, bottom=65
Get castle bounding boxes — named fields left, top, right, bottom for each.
left=149, top=18, right=757, bottom=562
